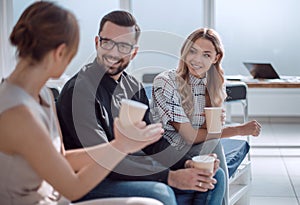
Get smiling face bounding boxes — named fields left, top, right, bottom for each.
left=95, top=21, right=138, bottom=80
left=185, top=38, right=219, bottom=78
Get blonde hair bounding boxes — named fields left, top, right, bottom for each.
left=176, top=28, right=227, bottom=119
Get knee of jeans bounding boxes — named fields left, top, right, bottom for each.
left=152, top=182, right=177, bottom=203
left=154, top=182, right=175, bottom=196
left=214, top=168, right=226, bottom=189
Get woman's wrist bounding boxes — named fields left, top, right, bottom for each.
left=235, top=125, right=244, bottom=135
left=110, top=140, right=129, bottom=156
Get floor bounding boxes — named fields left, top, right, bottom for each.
left=247, top=120, right=300, bottom=204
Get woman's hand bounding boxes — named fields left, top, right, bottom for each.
left=239, top=120, right=261, bottom=136
left=221, top=109, right=226, bottom=126
left=210, top=153, right=220, bottom=175
left=113, top=118, right=164, bottom=154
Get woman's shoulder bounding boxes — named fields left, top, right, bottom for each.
left=0, top=82, right=47, bottom=128
left=0, top=81, right=29, bottom=114
left=156, top=69, right=176, bottom=79
left=153, top=69, right=177, bottom=86
left=0, top=102, right=40, bottom=154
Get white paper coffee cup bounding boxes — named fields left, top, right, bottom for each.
left=192, top=155, right=215, bottom=173
left=119, top=99, right=148, bottom=128
left=204, top=107, right=222, bottom=133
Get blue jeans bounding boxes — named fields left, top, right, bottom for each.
left=74, top=179, right=177, bottom=205
left=173, top=168, right=225, bottom=205
left=147, top=138, right=229, bottom=205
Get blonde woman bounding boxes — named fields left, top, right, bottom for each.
left=151, top=28, right=261, bottom=205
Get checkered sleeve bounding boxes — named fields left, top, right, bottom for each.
left=152, top=71, right=190, bottom=126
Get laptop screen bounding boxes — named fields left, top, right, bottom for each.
left=243, top=62, right=280, bottom=79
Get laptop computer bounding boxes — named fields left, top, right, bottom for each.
left=243, top=62, right=280, bottom=79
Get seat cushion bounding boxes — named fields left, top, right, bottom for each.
left=144, top=85, right=153, bottom=100
left=221, top=138, right=250, bottom=177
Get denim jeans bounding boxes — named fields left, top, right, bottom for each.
left=195, top=139, right=229, bottom=205
left=74, top=179, right=177, bottom=205
left=146, top=138, right=229, bottom=205
left=173, top=168, right=225, bottom=205
left=74, top=169, right=224, bottom=205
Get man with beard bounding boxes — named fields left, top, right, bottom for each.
left=56, top=10, right=223, bottom=205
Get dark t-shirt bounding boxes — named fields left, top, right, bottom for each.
left=56, top=59, right=169, bottom=182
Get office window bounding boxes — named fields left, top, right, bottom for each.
left=4, top=0, right=119, bottom=77
left=13, top=0, right=35, bottom=24
left=129, top=0, right=204, bottom=80
left=215, top=0, right=300, bottom=76
left=48, top=0, right=119, bottom=75
left=0, top=0, right=34, bottom=78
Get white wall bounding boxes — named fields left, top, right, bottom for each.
left=215, top=0, right=300, bottom=117
left=4, top=0, right=300, bottom=117
left=229, top=88, right=300, bottom=117
left=127, top=0, right=204, bottom=80
left=8, top=0, right=120, bottom=78
left=216, top=0, right=300, bottom=77
left=0, top=0, right=16, bottom=79
left=50, top=0, right=120, bottom=76
left=8, top=0, right=300, bottom=78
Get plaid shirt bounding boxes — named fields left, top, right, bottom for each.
left=151, top=70, right=207, bottom=150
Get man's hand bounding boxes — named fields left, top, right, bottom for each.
left=185, top=153, right=220, bottom=176
left=167, top=168, right=217, bottom=192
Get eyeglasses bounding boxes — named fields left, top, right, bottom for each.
left=98, top=36, right=135, bottom=54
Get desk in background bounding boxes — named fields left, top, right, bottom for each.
left=225, top=75, right=300, bottom=88
left=225, top=77, right=300, bottom=117
left=245, top=81, right=300, bottom=88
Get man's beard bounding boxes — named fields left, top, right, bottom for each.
left=101, top=55, right=130, bottom=77
left=106, top=61, right=129, bottom=77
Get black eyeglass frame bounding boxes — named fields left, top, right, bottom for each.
left=98, top=36, right=136, bottom=54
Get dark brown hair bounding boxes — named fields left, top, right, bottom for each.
left=10, top=1, right=79, bottom=63
left=98, top=10, right=140, bottom=42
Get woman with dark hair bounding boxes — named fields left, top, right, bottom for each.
left=0, top=2, right=164, bottom=204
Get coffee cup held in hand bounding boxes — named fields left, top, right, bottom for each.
left=204, top=107, right=222, bottom=133
left=119, top=99, right=148, bottom=128
left=192, top=155, right=215, bottom=173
